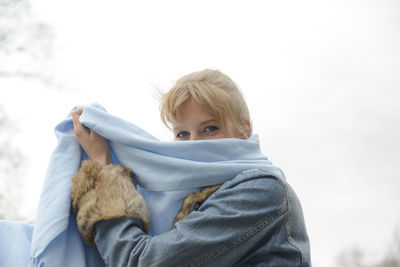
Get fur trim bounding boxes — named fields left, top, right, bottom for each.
left=172, top=184, right=222, bottom=226
left=71, top=160, right=150, bottom=245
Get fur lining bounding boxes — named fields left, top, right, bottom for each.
left=172, top=184, right=222, bottom=226
left=71, top=160, right=150, bottom=245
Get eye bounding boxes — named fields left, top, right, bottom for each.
left=176, top=131, right=189, bottom=139
left=204, top=126, right=219, bottom=133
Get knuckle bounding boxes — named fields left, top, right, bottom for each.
left=74, top=129, right=82, bottom=138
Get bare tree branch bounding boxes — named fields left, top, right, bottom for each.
left=336, top=226, right=400, bottom=267
left=0, top=70, right=69, bottom=90
left=0, top=0, right=59, bottom=89
left=0, top=105, right=25, bottom=220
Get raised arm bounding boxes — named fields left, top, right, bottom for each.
left=71, top=107, right=112, bottom=165
left=71, top=163, right=308, bottom=267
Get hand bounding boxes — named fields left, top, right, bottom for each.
left=72, top=107, right=112, bottom=165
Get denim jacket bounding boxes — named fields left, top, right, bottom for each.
left=94, top=169, right=311, bottom=267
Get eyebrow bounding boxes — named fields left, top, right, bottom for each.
left=172, top=119, right=218, bottom=132
left=199, top=119, right=218, bottom=127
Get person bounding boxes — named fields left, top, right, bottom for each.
left=71, top=69, right=311, bottom=266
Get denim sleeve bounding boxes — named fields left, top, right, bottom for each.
left=94, top=173, right=291, bottom=267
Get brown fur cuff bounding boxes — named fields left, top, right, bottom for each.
left=71, top=160, right=150, bottom=245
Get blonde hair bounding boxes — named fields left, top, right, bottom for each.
left=160, top=69, right=251, bottom=137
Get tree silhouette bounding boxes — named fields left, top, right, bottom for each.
left=0, top=0, right=61, bottom=88
left=0, top=0, right=55, bottom=220
left=336, top=226, right=400, bottom=267
left=0, top=105, right=24, bottom=220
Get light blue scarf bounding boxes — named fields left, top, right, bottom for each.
left=0, top=104, right=285, bottom=267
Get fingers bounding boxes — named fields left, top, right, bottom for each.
left=72, top=107, right=89, bottom=139
left=72, top=106, right=84, bottom=117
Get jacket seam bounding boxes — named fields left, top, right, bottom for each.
left=279, top=178, right=306, bottom=267
left=184, top=201, right=288, bottom=267
left=273, top=219, right=286, bottom=248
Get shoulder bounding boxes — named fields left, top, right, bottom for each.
left=201, top=169, right=289, bottom=218
left=221, top=169, right=287, bottom=202
left=224, top=168, right=285, bottom=185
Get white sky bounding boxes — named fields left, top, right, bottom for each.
left=1, top=1, right=399, bottom=266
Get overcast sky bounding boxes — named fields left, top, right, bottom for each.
left=1, top=1, right=399, bottom=266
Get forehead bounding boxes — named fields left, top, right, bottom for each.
left=175, top=99, right=216, bottom=124
left=176, top=98, right=205, bottom=114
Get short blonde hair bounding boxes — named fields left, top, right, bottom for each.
left=160, top=69, right=250, bottom=137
